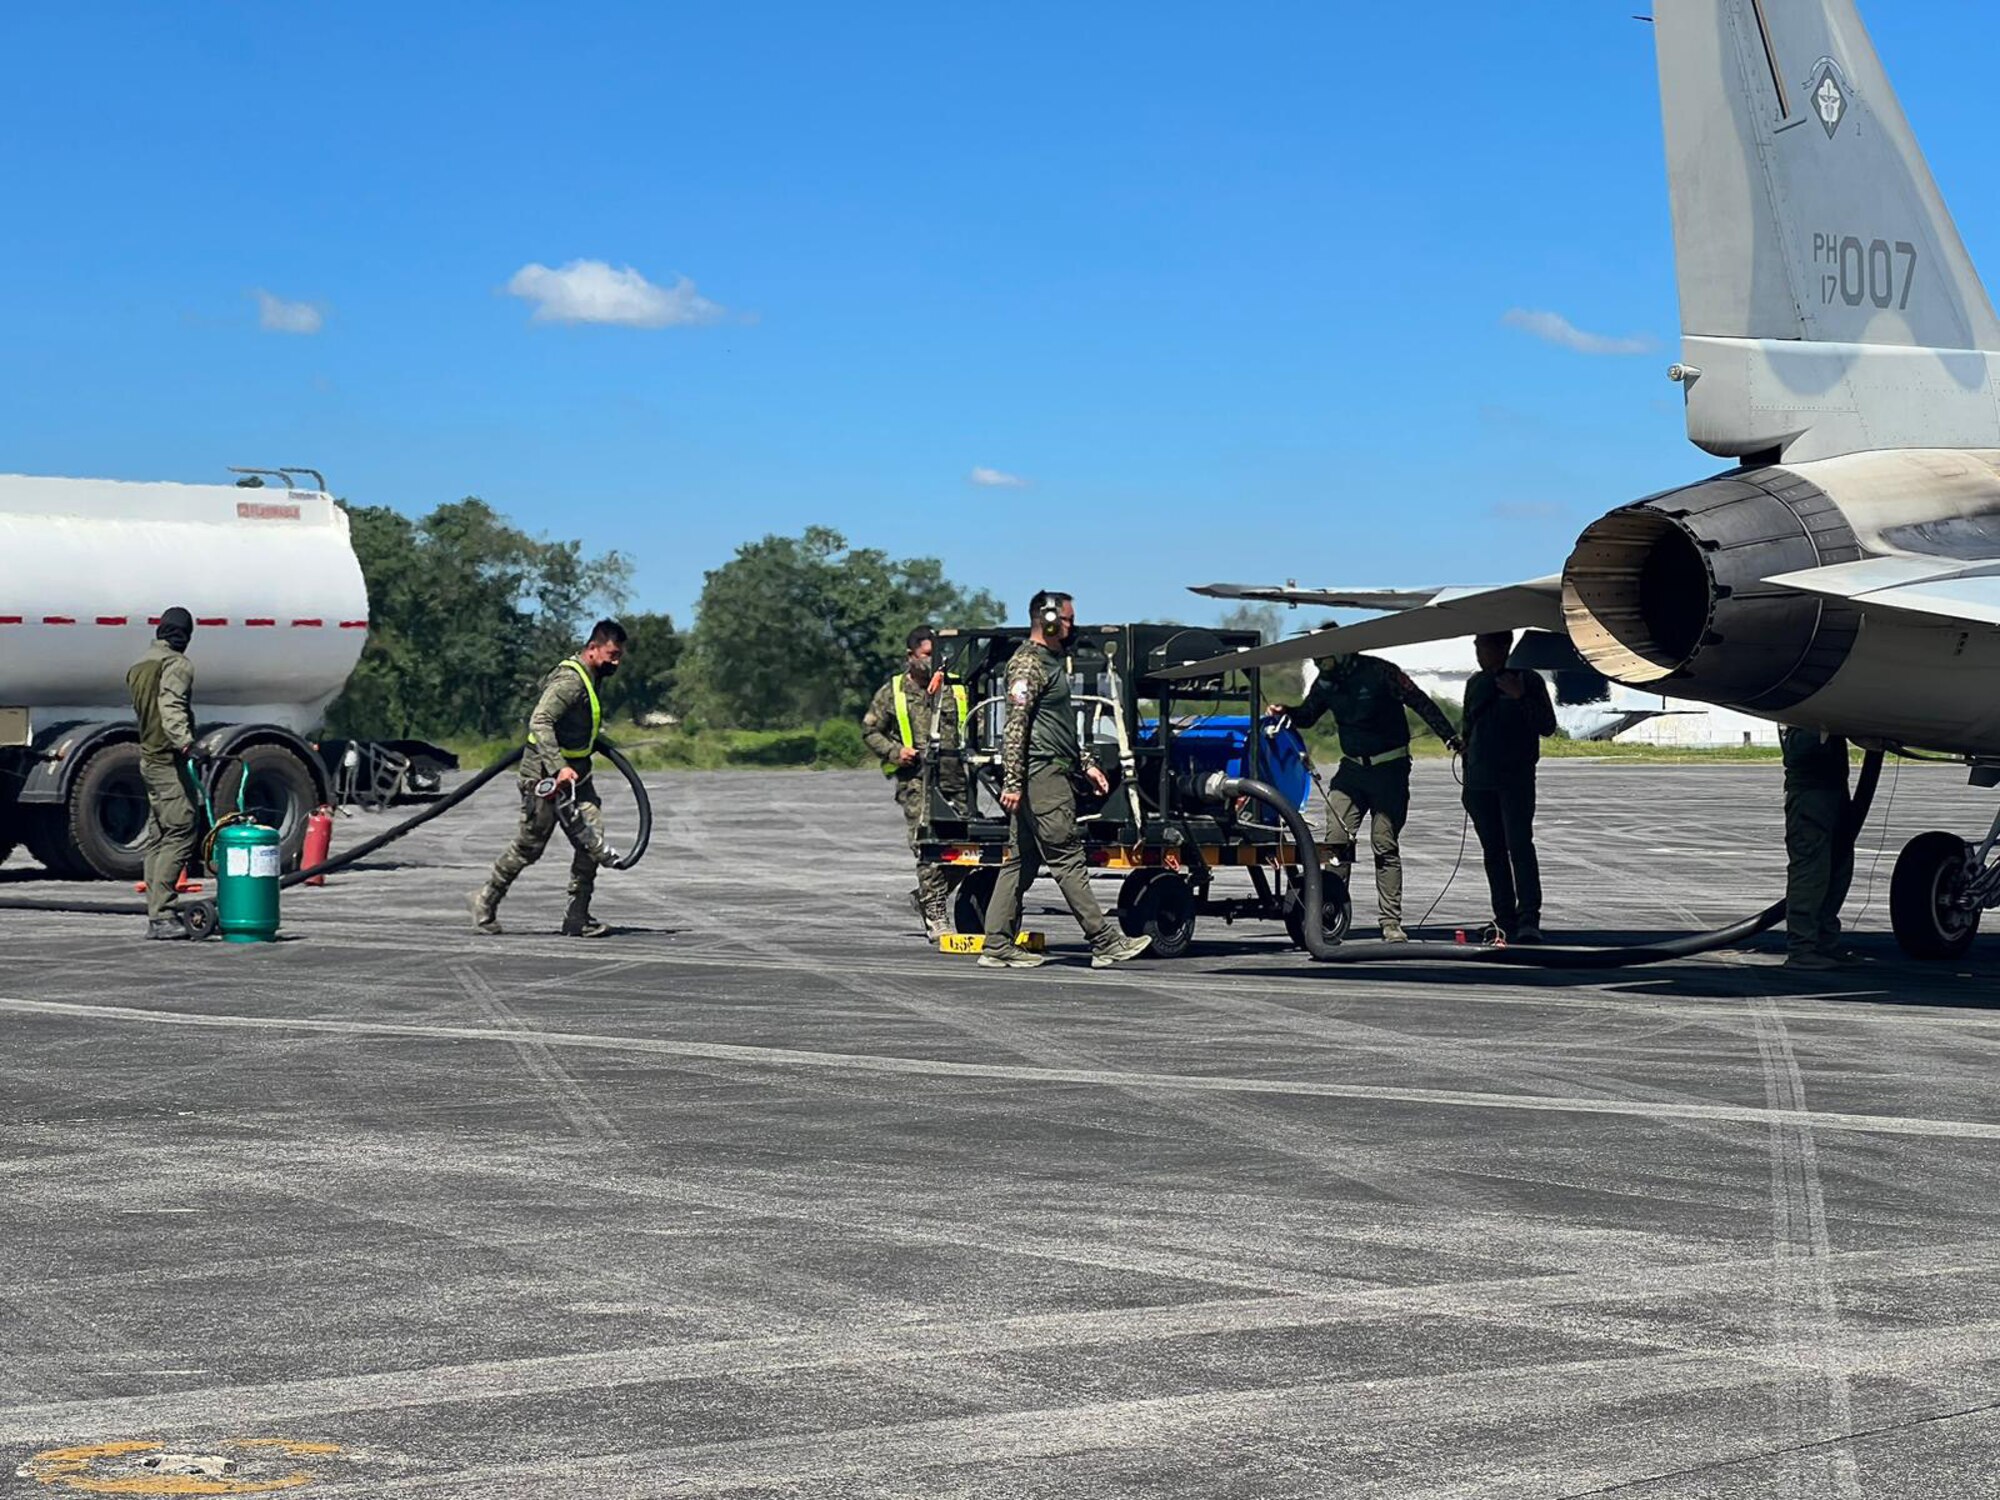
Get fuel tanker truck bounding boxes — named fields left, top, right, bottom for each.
left=0, top=469, right=453, bottom=880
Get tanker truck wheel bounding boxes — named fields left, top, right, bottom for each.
left=23, top=806, right=93, bottom=879
left=67, top=741, right=153, bottom=881
left=226, top=742, right=320, bottom=869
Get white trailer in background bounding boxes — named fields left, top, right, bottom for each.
left=0, top=470, right=452, bottom=879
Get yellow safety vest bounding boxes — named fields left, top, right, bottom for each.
left=883, top=675, right=967, bottom=775
left=527, top=657, right=602, bottom=761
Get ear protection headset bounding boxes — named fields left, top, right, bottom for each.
left=1036, top=592, right=1065, bottom=632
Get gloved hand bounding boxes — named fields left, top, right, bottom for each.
left=1446, top=735, right=1466, bottom=756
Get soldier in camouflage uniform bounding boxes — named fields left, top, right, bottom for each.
left=126, top=606, right=201, bottom=939
left=1779, top=725, right=1857, bottom=971
left=861, top=625, right=968, bottom=941
left=978, top=591, right=1151, bottom=970
left=1271, top=651, right=1462, bottom=942
left=469, top=619, right=627, bottom=938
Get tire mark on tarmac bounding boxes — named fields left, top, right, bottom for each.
left=1753, top=995, right=1864, bottom=1499
left=242, top=1324, right=2000, bottom=1497
left=447, top=962, right=624, bottom=1146
left=7, top=1241, right=2000, bottom=1448
left=7, top=996, right=1999, bottom=1141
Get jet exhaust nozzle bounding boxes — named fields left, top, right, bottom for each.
left=1560, top=468, right=1863, bottom=712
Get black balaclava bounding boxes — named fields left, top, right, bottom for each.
left=157, top=607, right=194, bottom=653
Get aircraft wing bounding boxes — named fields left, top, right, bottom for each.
left=1764, top=557, right=2000, bottom=629
left=1157, top=576, right=1565, bottom=681
left=1190, top=582, right=1451, bottom=612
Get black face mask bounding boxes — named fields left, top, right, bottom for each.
left=161, top=629, right=192, bottom=653
left=596, top=661, right=619, bottom=679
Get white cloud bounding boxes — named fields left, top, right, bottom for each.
left=1502, top=308, right=1656, bottom=356
left=254, top=290, right=325, bottom=335
left=969, top=467, right=1029, bottom=488
left=506, top=259, right=724, bottom=328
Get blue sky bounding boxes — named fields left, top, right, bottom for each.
left=4, top=2, right=1997, bottom=631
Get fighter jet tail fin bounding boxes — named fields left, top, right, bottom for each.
left=1660, top=0, right=2000, bottom=351
left=1659, top=2, right=2000, bottom=459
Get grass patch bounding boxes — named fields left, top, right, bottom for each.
left=435, top=726, right=877, bottom=773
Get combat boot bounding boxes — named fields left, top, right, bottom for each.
left=145, top=915, right=191, bottom=941
left=1379, top=921, right=1409, bottom=943
left=562, top=897, right=611, bottom=939
left=1090, top=930, right=1152, bottom=968
left=922, top=896, right=951, bottom=944
left=468, top=883, right=505, bottom=935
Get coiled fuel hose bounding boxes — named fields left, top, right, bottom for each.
left=0, top=737, right=653, bottom=920
left=1213, top=747, right=1883, bottom=969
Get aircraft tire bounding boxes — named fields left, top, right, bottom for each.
left=1890, top=830, right=1982, bottom=960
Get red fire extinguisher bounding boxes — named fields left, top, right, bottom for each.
left=302, top=805, right=335, bottom=886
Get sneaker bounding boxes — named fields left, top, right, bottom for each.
left=468, top=887, right=503, bottom=935
left=1380, top=922, right=1409, bottom=944
left=1514, top=923, right=1544, bottom=945
left=1785, top=950, right=1839, bottom=971
left=1090, top=932, right=1153, bottom=968
left=977, top=940, right=1046, bottom=969
left=923, top=914, right=950, bottom=943
left=145, top=916, right=191, bottom=942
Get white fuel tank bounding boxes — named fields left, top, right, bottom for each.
left=0, top=475, right=369, bottom=733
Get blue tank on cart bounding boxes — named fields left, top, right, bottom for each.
left=1137, top=716, right=1312, bottom=816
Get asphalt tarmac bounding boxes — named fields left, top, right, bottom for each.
left=6, top=761, right=2000, bottom=1497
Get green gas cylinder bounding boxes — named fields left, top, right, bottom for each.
left=212, top=819, right=282, bottom=943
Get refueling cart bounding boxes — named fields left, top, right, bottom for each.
left=912, top=622, right=1352, bottom=956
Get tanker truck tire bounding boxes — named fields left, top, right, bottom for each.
left=24, top=806, right=92, bottom=879
left=227, top=742, right=321, bottom=869
left=66, top=741, right=153, bottom=881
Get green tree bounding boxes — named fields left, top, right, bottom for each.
left=325, top=498, right=630, bottom=738
left=1218, top=602, right=1305, bottom=705
left=597, top=611, right=684, bottom=726
left=680, top=526, right=1002, bottom=729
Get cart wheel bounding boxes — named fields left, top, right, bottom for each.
left=1890, top=831, right=1982, bottom=959
left=1115, top=868, right=1160, bottom=922
left=1123, top=869, right=1196, bottom=959
left=1284, top=867, right=1351, bottom=950
left=952, top=866, right=999, bottom=936
left=180, top=900, right=219, bottom=941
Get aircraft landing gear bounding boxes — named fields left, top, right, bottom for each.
left=1889, top=805, right=2000, bottom=960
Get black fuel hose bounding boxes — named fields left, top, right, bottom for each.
left=1209, top=774, right=1347, bottom=958
left=0, top=736, right=654, bottom=917
left=1219, top=749, right=1884, bottom=969
left=283, top=737, right=654, bottom=886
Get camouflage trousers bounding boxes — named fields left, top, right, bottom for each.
left=1785, top=785, right=1855, bottom=956
left=895, top=776, right=953, bottom=916
left=139, top=757, right=198, bottom=920
left=487, top=773, right=610, bottom=905
left=982, top=765, right=1109, bottom=946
